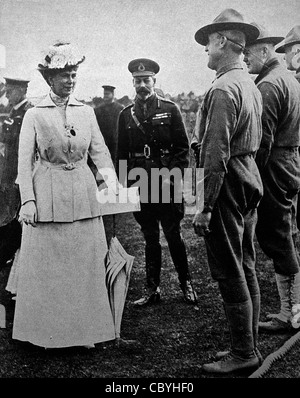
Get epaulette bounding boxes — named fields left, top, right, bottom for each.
left=122, top=103, right=134, bottom=111
left=159, top=97, right=175, bottom=105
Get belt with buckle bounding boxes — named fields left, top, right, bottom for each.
left=130, top=145, right=170, bottom=159
left=40, top=159, right=87, bottom=170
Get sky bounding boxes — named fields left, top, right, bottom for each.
left=0, top=0, right=299, bottom=100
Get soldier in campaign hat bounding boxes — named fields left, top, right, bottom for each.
left=275, top=25, right=300, bottom=81
left=244, top=23, right=300, bottom=334
left=192, top=9, right=263, bottom=374
left=0, top=77, right=31, bottom=268
left=276, top=25, right=300, bottom=293
left=117, top=58, right=197, bottom=306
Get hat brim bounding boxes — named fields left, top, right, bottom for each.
left=37, top=57, right=85, bottom=71
left=275, top=39, right=300, bottom=53
left=4, top=78, right=30, bottom=87
left=247, top=36, right=285, bottom=47
left=132, top=71, right=156, bottom=77
left=195, top=22, right=260, bottom=46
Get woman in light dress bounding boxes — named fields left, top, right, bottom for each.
left=12, top=42, right=120, bottom=349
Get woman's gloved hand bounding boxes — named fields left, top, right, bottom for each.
left=18, top=200, right=37, bottom=227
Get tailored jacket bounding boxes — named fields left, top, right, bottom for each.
left=117, top=94, right=189, bottom=201
left=17, top=94, right=116, bottom=222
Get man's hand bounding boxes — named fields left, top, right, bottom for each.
left=192, top=210, right=212, bottom=237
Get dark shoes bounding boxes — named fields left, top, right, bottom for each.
left=259, top=317, right=293, bottom=333
left=133, top=281, right=197, bottom=307
left=202, top=351, right=259, bottom=374
left=214, top=347, right=264, bottom=366
left=133, top=287, right=161, bottom=307
left=181, top=280, right=198, bottom=304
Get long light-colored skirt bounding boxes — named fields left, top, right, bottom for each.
left=12, top=217, right=116, bottom=348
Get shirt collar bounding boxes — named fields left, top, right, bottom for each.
left=254, top=57, right=280, bottom=85
left=135, top=92, right=156, bottom=104
left=36, top=92, right=84, bottom=108
left=215, top=62, right=244, bottom=80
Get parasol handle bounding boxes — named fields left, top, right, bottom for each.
left=113, top=214, right=116, bottom=237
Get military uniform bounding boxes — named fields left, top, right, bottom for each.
left=0, top=89, right=31, bottom=267
left=117, top=58, right=196, bottom=304
left=193, top=10, right=262, bottom=374
left=275, top=26, right=300, bottom=230
left=94, top=85, right=124, bottom=166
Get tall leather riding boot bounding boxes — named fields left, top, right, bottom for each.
left=166, top=234, right=197, bottom=303
left=259, top=272, right=300, bottom=332
left=202, top=300, right=259, bottom=374
left=166, top=234, right=190, bottom=285
left=145, top=243, right=162, bottom=291
left=215, top=293, right=263, bottom=365
left=133, top=243, right=162, bottom=306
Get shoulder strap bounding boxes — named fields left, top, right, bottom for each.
left=130, top=107, right=146, bottom=134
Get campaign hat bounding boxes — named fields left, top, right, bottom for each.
left=246, top=22, right=284, bottom=46
left=275, top=25, right=300, bottom=53
left=194, top=8, right=259, bottom=46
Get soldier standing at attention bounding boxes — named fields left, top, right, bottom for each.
left=117, top=58, right=197, bottom=306
left=192, top=9, right=263, bottom=374
left=243, top=23, right=300, bottom=333
left=275, top=26, right=300, bottom=232
left=94, top=85, right=124, bottom=166
left=0, top=78, right=31, bottom=268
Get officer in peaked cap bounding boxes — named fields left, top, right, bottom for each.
left=0, top=76, right=32, bottom=268
left=244, top=22, right=300, bottom=335
left=117, top=58, right=197, bottom=307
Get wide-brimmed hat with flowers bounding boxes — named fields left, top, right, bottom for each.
left=38, top=41, right=85, bottom=75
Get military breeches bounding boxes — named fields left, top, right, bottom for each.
left=133, top=202, right=190, bottom=289
left=256, top=147, right=300, bottom=275
left=204, top=155, right=263, bottom=288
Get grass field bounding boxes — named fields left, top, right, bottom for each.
left=0, top=209, right=300, bottom=381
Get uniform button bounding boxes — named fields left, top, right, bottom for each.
left=70, top=149, right=74, bottom=153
